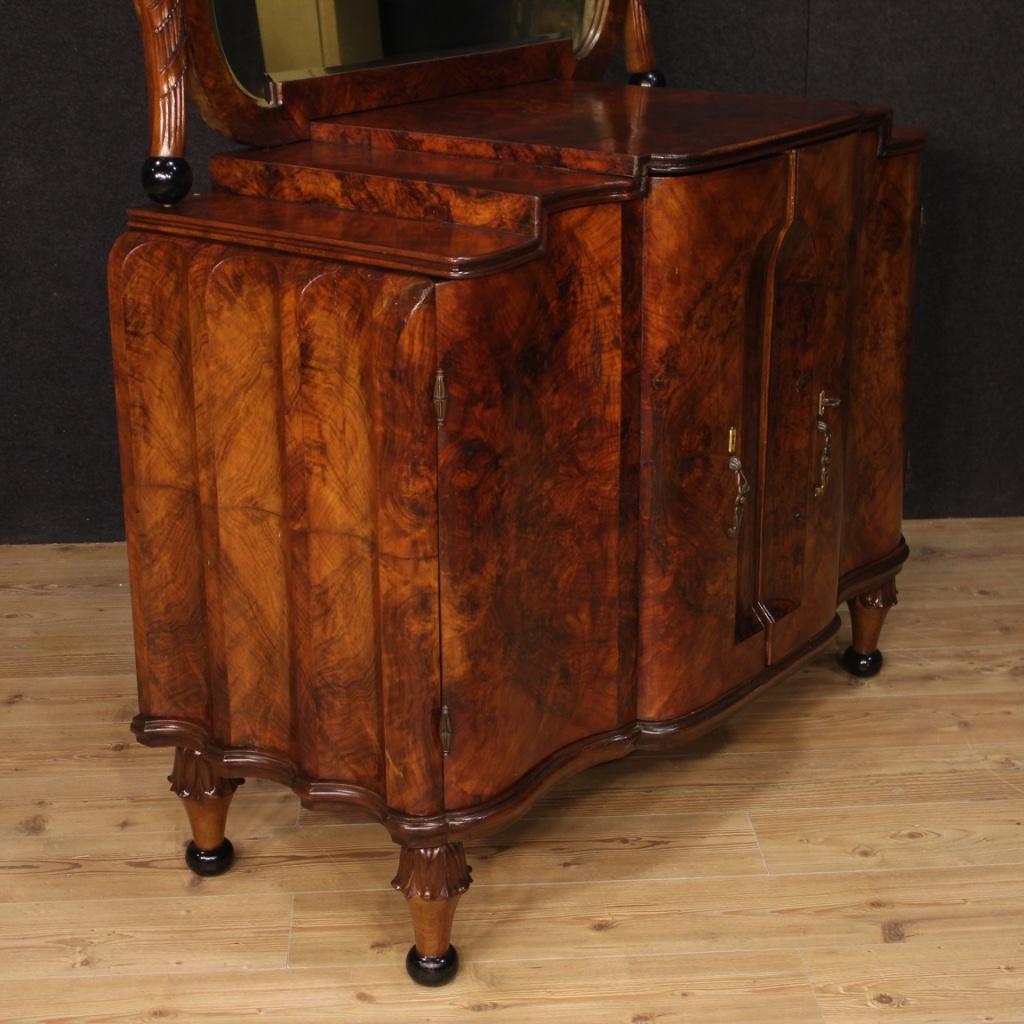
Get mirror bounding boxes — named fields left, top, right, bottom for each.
left=213, top=0, right=601, bottom=99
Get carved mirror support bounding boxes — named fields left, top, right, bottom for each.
left=134, top=0, right=192, bottom=204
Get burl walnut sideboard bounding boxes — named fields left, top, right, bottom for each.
left=110, top=0, right=922, bottom=985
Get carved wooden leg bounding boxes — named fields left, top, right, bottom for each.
left=168, top=748, right=243, bottom=877
left=392, top=843, right=472, bottom=986
left=841, top=577, right=899, bottom=678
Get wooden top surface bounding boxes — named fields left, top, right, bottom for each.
left=312, top=80, right=875, bottom=176
left=127, top=194, right=537, bottom=279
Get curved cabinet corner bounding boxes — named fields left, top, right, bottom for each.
left=110, top=234, right=443, bottom=818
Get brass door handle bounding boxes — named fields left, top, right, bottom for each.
left=726, top=454, right=751, bottom=538
left=814, top=391, right=841, bottom=498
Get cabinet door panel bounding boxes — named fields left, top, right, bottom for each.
left=638, top=160, right=788, bottom=721
left=761, top=137, right=859, bottom=662
left=436, top=204, right=637, bottom=811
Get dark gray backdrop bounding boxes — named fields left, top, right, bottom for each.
left=2, top=1, right=1022, bottom=543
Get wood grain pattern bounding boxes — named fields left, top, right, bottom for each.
left=312, top=81, right=872, bottom=177
left=112, top=237, right=442, bottom=817
left=0, top=956, right=825, bottom=1023
left=209, top=142, right=639, bottom=233
left=289, top=863, right=1024, bottom=965
left=840, top=139, right=922, bottom=578
left=109, top=236, right=208, bottom=727
left=754, top=799, right=1024, bottom=874
left=128, top=194, right=543, bottom=280
left=760, top=135, right=860, bottom=663
left=434, top=202, right=640, bottom=810
left=639, top=157, right=787, bottom=721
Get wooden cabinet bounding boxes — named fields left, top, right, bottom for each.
left=113, top=0, right=922, bottom=987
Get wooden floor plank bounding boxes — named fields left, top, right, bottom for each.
left=524, top=743, right=1020, bottom=816
left=902, top=518, right=1024, bottom=559
left=0, top=771, right=298, bottom=839
left=0, top=893, right=292, bottom=980
left=0, top=674, right=138, bottom=727
left=288, top=864, right=1024, bottom=967
left=720, top=692, right=976, bottom=752
left=469, top=810, right=768, bottom=883
left=0, top=542, right=129, bottom=589
left=0, top=824, right=394, bottom=903
left=0, top=952, right=823, bottom=1024
left=752, top=798, right=1024, bottom=873
left=804, top=937, right=1024, bottom=1024
left=765, top=645, right=1024, bottom=701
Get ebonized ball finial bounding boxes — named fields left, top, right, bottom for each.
left=406, top=944, right=460, bottom=986
left=840, top=647, right=884, bottom=678
left=185, top=837, right=235, bottom=876
left=629, top=69, right=667, bottom=87
left=142, top=156, right=193, bottom=206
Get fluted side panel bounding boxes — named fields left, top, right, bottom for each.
left=293, top=269, right=440, bottom=809
left=115, top=237, right=442, bottom=812
left=110, top=237, right=209, bottom=723
left=196, top=255, right=292, bottom=755
left=294, top=270, right=383, bottom=787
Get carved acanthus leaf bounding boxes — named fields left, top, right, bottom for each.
left=392, top=843, right=473, bottom=902
left=168, top=748, right=243, bottom=803
left=855, top=579, right=899, bottom=610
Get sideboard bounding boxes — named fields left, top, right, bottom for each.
left=110, top=0, right=922, bottom=985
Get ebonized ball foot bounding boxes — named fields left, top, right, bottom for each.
left=142, top=156, right=193, bottom=206
left=840, top=646, right=883, bottom=678
left=629, top=69, right=667, bottom=87
left=185, top=838, right=235, bottom=877
left=406, top=944, right=459, bottom=986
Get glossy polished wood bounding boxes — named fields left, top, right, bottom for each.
left=312, top=81, right=872, bottom=176
left=434, top=202, right=640, bottom=809
left=208, top=141, right=640, bottom=232
left=127, top=193, right=548, bottom=279
left=111, top=38, right=923, bottom=982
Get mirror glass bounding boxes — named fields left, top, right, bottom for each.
left=212, top=0, right=600, bottom=98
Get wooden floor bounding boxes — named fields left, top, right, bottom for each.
left=1, top=519, right=1023, bottom=1023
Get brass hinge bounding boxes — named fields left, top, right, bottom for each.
left=432, top=368, right=447, bottom=427
left=439, top=705, right=453, bottom=756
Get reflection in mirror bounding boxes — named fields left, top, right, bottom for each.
left=213, top=0, right=599, bottom=98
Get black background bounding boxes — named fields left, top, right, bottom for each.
left=2, top=1, right=1023, bottom=543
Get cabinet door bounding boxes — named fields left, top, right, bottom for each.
left=638, top=159, right=789, bottom=721
left=435, top=205, right=636, bottom=811
left=759, top=136, right=859, bottom=662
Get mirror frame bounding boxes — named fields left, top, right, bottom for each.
left=133, top=0, right=630, bottom=203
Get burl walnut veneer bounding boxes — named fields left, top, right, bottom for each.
left=111, top=0, right=922, bottom=986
